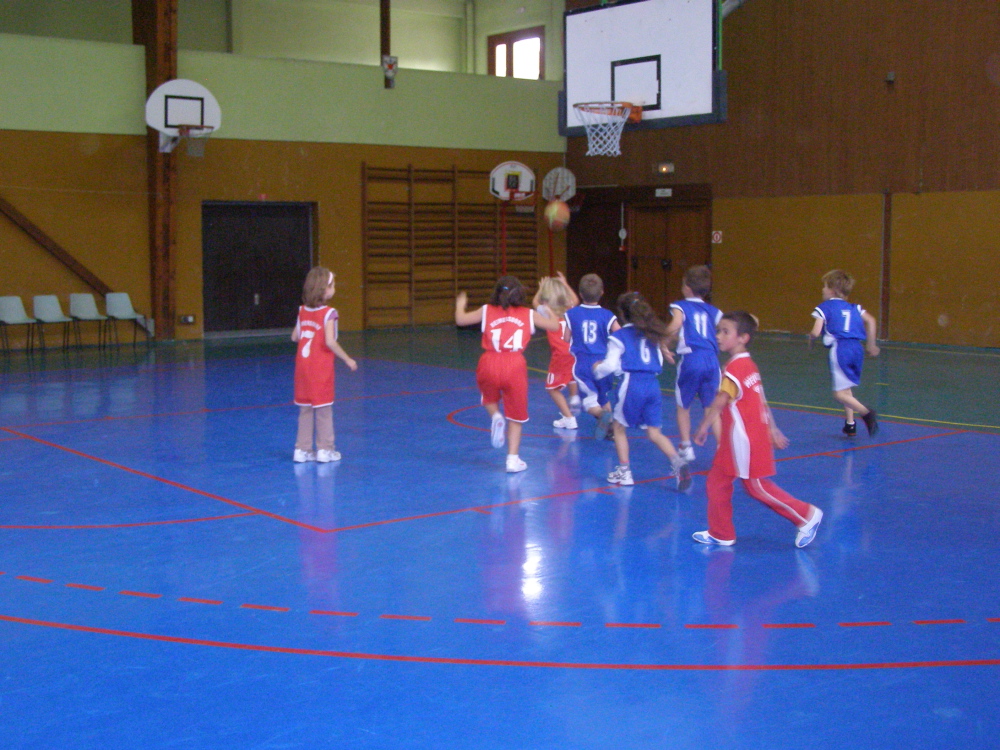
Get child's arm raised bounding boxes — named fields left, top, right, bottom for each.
left=861, top=310, right=880, bottom=357
left=555, top=271, right=580, bottom=308
left=531, top=278, right=549, bottom=309
left=455, top=291, right=484, bottom=327
left=325, top=319, right=357, bottom=371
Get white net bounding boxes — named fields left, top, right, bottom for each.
left=573, top=102, right=632, bottom=157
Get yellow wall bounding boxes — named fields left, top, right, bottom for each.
left=0, top=129, right=565, bottom=346
left=711, top=194, right=884, bottom=334
left=890, top=191, right=1000, bottom=347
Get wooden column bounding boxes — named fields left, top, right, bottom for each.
left=380, top=0, right=392, bottom=89
left=133, top=0, right=178, bottom=339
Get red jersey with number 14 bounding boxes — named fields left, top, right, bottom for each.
left=294, top=305, right=338, bottom=407
left=480, top=304, right=534, bottom=353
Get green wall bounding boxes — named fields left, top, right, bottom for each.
left=0, top=32, right=565, bottom=152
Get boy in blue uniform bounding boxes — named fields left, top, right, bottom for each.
left=810, top=269, right=881, bottom=436
left=565, top=273, right=620, bottom=438
left=665, top=265, right=723, bottom=461
left=593, top=292, right=691, bottom=490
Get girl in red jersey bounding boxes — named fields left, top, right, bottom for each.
left=532, top=272, right=580, bottom=430
left=455, top=276, right=562, bottom=472
left=691, top=312, right=823, bottom=548
left=292, top=267, right=357, bottom=463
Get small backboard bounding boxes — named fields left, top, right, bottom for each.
left=145, top=79, right=222, bottom=154
left=489, top=162, right=536, bottom=201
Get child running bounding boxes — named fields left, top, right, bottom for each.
left=692, top=311, right=823, bottom=548
left=809, top=270, right=881, bottom=436
left=532, top=272, right=580, bottom=430
left=292, top=267, right=358, bottom=463
left=665, top=265, right=723, bottom=461
left=564, top=273, right=620, bottom=439
left=593, top=292, right=692, bottom=491
left=455, top=276, right=561, bottom=472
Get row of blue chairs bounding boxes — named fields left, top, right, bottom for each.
left=0, top=293, right=146, bottom=353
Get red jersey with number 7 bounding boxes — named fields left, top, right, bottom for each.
left=294, top=305, right=338, bottom=407
left=480, top=304, right=534, bottom=353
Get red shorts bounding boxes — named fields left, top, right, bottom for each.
left=546, top=350, right=575, bottom=391
left=477, top=351, right=529, bottom=422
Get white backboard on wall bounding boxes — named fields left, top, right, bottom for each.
left=562, top=0, right=723, bottom=134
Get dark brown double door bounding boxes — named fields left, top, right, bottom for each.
left=566, top=185, right=712, bottom=319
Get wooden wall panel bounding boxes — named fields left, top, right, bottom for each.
left=711, top=194, right=884, bottom=334
left=1, top=128, right=565, bottom=344
left=890, top=191, right=1000, bottom=347
left=568, top=0, right=1000, bottom=198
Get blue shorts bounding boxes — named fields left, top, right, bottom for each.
left=829, top=338, right=863, bottom=391
left=573, top=352, right=612, bottom=409
left=675, top=350, right=721, bottom=409
left=613, top=371, right=662, bottom=429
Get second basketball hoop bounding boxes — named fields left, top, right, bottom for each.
left=489, top=161, right=536, bottom=201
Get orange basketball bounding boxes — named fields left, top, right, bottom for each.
left=544, top=200, right=571, bottom=231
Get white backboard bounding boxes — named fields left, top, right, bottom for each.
left=563, top=0, right=721, bottom=133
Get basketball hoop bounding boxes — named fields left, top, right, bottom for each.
left=573, top=102, right=635, bottom=157
left=179, top=125, right=215, bottom=157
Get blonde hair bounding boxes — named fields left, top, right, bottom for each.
left=302, top=266, right=333, bottom=307
left=822, top=269, right=855, bottom=297
left=537, top=277, right=571, bottom=316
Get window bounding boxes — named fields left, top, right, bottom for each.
left=488, top=26, right=545, bottom=80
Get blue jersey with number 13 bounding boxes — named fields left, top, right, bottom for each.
left=565, top=304, right=617, bottom=356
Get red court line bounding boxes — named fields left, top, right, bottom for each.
left=988, top=618, right=1000, bottom=623
left=178, top=597, right=222, bottom=606
left=0, top=436, right=23, bottom=442
left=530, top=621, right=581, bottom=627
left=16, top=576, right=52, bottom=584
left=686, top=624, right=738, bottom=630
left=310, top=610, right=358, bottom=617
left=455, top=618, right=506, bottom=625
left=0, top=427, right=324, bottom=532
left=606, top=623, right=660, bottom=629
left=241, top=604, right=290, bottom=613
left=120, top=590, right=161, bottom=599
left=914, top=619, right=966, bottom=625
left=840, top=622, right=892, bottom=627
left=0, top=511, right=258, bottom=531
left=66, top=583, right=104, bottom=592
left=381, top=614, right=432, bottom=622
left=763, top=623, right=815, bottom=629
left=7, top=613, right=1000, bottom=671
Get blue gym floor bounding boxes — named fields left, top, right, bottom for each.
left=1, top=328, right=999, bottom=749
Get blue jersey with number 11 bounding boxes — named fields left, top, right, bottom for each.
left=670, top=297, right=722, bottom=355
left=565, top=304, right=617, bottom=356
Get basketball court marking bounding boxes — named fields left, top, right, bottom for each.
left=3, top=613, right=1000, bottom=673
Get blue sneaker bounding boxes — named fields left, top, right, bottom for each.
left=795, top=507, right=824, bottom=548
left=595, top=410, right=613, bottom=440
left=692, top=530, right=735, bottom=546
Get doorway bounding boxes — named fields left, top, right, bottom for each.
left=202, top=202, right=314, bottom=333
left=566, top=185, right=712, bottom=318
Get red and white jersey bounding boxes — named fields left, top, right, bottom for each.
left=294, top=305, right=338, bottom=407
left=480, top=304, right=534, bottom=354
left=715, top=353, right=776, bottom=479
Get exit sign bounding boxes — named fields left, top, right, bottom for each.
left=655, top=188, right=673, bottom=198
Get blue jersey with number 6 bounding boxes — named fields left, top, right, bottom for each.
left=565, top=304, right=617, bottom=356
left=670, top=298, right=722, bottom=355
left=610, top=325, right=663, bottom=374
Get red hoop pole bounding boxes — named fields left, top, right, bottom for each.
left=499, top=201, right=508, bottom=275
left=548, top=227, right=554, bottom=277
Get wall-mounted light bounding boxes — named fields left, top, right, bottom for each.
left=656, top=161, right=675, bottom=175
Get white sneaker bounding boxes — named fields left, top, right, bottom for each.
left=692, top=530, right=735, bottom=546
left=490, top=413, right=506, bottom=448
left=316, top=449, right=341, bottom=463
left=607, top=465, right=634, bottom=486
left=505, top=455, right=527, bottom=473
left=293, top=449, right=315, bottom=463
left=553, top=415, right=578, bottom=429
left=795, top=507, right=823, bottom=548
left=678, top=444, right=696, bottom=462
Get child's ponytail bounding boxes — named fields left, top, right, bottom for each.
left=490, top=275, right=526, bottom=310
left=617, top=291, right=669, bottom=346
